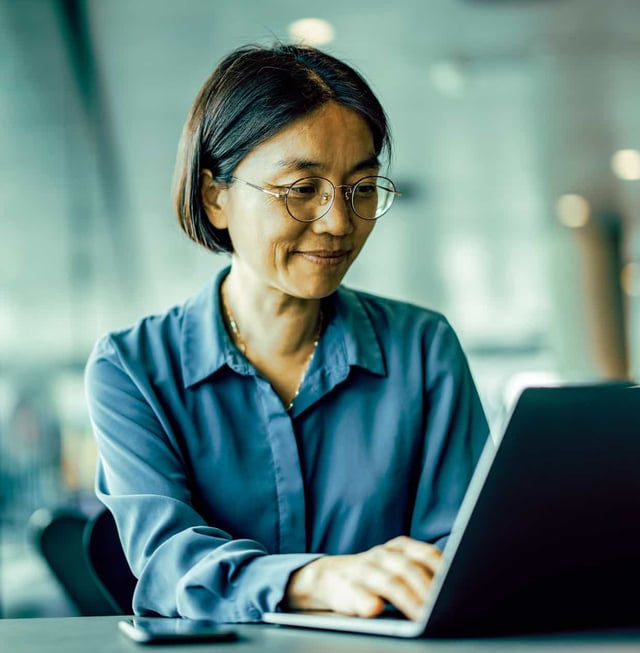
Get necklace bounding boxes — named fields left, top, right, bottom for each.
left=221, top=288, right=323, bottom=411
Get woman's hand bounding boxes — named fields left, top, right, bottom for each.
left=284, top=536, right=442, bottom=620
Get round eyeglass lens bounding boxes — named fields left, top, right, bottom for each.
left=352, top=176, right=396, bottom=220
left=285, top=177, right=333, bottom=222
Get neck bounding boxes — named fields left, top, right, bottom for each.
left=220, top=264, right=326, bottom=411
left=221, top=269, right=323, bottom=359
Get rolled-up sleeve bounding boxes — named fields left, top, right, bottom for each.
left=85, top=336, right=321, bottom=622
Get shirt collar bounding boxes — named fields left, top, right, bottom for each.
left=180, top=266, right=385, bottom=389
left=331, top=286, right=386, bottom=377
left=181, top=266, right=236, bottom=388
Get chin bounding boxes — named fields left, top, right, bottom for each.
left=291, top=278, right=343, bottom=300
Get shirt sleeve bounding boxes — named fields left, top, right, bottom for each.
left=85, top=336, right=321, bottom=622
left=410, top=317, right=490, bottom=550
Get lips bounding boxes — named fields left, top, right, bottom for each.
left=297, top=249, right=353, bottom=265
left=300, top=249, right=350, bottom=258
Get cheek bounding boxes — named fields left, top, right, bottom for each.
left=226, top=201, right=307, bottom=263
left=225, top=195, right=270, bottom=246
left=355, top=220, right=376, bottom=247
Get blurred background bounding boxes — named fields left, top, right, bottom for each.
left=1, top=0, right=639, bottom=618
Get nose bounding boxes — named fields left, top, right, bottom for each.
left=312, top=186, right=354, bottom=236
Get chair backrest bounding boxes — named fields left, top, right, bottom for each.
left=83, top=507, right=137, bottom=615
left=28, top=508, right=116, bottom=616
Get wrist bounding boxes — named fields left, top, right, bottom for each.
left=284, top=557, right=327, bottom=610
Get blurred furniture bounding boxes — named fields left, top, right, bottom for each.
left=28, top=508, right=115, bottom=616
left=84, top=507, right=137, bottom=615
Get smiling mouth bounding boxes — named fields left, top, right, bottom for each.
left=297, top=250, right=352, bottom=265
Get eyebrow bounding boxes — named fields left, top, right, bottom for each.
left=352, top=155, right=381, bottom=173
left=275, top=154, right=380, bottom=174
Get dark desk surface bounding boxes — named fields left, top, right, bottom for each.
left=3, top=616, right=640, bottom=653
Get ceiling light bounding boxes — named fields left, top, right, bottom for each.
left=555, top=194, right=590, bottom=229
left=611, top=149, right=640, bottom=181
left=288, top=18, right=335, bottom=46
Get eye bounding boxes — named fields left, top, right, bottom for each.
left=290, top=184, right=317, bottom=196
left=287, top=178, right=323, bottom=201
left=354, top=182, right=378, bottom=197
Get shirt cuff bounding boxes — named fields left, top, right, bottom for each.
left=238, top=553, right=325, bottom=621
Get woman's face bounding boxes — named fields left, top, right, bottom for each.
left=212, top=102, right=379, bottom=300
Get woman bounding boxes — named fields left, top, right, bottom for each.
left=85, top=43, right=489, bottom=623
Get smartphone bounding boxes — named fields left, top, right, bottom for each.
left=118, top=617, right=238, bottom=644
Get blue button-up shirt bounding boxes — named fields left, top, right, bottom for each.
left=85, top=267, right=489, bottom=622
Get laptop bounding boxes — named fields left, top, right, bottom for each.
left=264, top=383, right=640, bottom=638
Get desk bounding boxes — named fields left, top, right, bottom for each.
left=2, top=616, right=640, bottom=652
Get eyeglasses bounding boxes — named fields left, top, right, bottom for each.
left=231, top=175, right=401, bottom=222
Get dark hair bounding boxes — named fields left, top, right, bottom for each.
left=173, top=43, right=391, bottom=253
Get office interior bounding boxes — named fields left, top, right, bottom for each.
left=1, top=0, right=639, bottom=619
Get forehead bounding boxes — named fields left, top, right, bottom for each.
left=236, top=102, right=376, bottom=175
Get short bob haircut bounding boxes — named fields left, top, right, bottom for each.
left=173, top=43, right=391, bottom=253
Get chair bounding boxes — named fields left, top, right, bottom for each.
left=83, top=507, right=137, bottom=615
left=28, top=508, right=116, bottom=616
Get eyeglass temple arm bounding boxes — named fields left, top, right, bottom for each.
left=366, top=180, right=402, bottom=198
left=231, top=177, right=286, bottom=199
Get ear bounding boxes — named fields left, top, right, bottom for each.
left=200, top=169, right=229, bottom=230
